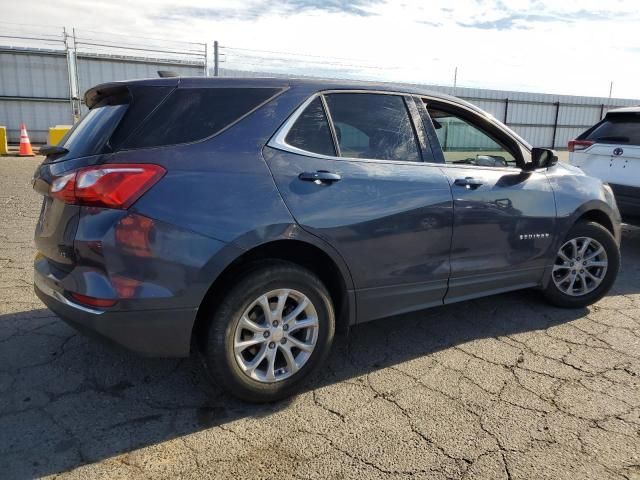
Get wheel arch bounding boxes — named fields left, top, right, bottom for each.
left=191, top=237, right=355, bottom=352
left=567, top=198, right=621, bottom=245
left=575, top=209, right=615, bottom=236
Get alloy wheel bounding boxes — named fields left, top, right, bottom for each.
left=233, top=289, right=319, bottom=383
left=552, top=236, right=608, bottom=297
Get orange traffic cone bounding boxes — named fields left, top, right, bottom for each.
left=18, top=123, right=35, bottom=157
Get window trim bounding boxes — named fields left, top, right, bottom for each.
left=320, top=94, right=342, bottom=157
left=268, top=89, right=428, bottom=165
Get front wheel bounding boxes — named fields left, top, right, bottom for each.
left=202, top=262, right=335, bottom=402
left=543, top=221, right=620, bottom=308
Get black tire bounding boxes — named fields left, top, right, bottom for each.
left=202, top=261, right=335, bottom=402
left=543, top=221, right=620, bottom=308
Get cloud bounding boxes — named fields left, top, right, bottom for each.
left=458, top=8, right=628, bottom=31
left=280, top=0, right=383, bottom=16
left=2, top=0, right=640, bottom=98
left=158, top=0, right=382, bottom=22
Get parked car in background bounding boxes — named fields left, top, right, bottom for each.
left=569, top=106, right=640, bottom=224
left=33, top=78, right=621, bottom=402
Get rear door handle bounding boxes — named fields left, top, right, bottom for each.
left=454, top=177, right=484, bottom=188
left=299, top=171, right=341, bottom=184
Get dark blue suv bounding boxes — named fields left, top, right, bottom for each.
left=33, top=78, right=621, bottom=401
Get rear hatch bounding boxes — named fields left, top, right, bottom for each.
left=33, top=81, right=176, bottom=271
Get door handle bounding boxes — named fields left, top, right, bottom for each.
left=454, top=177, right=483, bottom=188
left=299, top=171, right=342, bottom=184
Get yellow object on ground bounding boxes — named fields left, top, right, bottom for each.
left=0, top=127, right=8, bottom=155
left=48, top=125, right=72, bottom=146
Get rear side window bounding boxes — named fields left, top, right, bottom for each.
left=123, top=87, right=281, bottom=149
left=324, top=93, right=421, bottom=162
left=583, top=113, right=640, bottom=146
left=285, top=97, right=336, bottom=156
left=109, top=86, right=174, bottom=149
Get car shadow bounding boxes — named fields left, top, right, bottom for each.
left=0, top=288, right=590, bottom=479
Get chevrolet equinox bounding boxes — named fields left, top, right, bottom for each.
left=33, top=78, right=622, bottom=401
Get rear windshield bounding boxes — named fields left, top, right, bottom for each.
left=582, top=113, right=640, bottom=146
left=55, top=102, right=127, bottom=161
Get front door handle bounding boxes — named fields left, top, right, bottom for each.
left=299, top=171, right=342, bottom=184
left=454, top=177, right=483, bottom=188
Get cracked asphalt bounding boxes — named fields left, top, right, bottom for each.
left=1, top=155, right=639, bottom=479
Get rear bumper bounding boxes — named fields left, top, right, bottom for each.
left=34, top=272, right=196, bottom=357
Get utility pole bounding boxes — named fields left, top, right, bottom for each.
left=214, top=41, right=219, bottom=77
left=608, top=81, right=613, bottom=100
left=204, top=42, right=208, bottom=77
left=71, top=28, right=81, bottom=122
left=453, top=66, right=458, bottom=88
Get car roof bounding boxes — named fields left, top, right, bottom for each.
left=85, top=76, right=481, bottom=112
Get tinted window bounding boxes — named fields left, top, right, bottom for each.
left=324, top=93, right=421, bottom=162
left=285, top=97, right=336, bottom=156
left=124, top=87, right=281, bottom=149
left=54, top=102, right=127, bottom=162
left=428, top=108, right=516, bottom=167
left=584, top=113, right=640, bottom=145
left=109, top=86, right=174, bottom=149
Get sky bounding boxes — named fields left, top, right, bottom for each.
left=3, top=0, right=640, bottom=98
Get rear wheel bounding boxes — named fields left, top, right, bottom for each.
left=202, top=262, right=335, bottom=402
left=543, top=221, right=619, bottom=308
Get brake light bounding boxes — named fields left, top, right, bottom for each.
left=568, top=140, right=594, bottom=152
left=50, top=164, right=165, bottom=209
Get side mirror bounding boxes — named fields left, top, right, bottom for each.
left=528, top=148, right=558, bottom=170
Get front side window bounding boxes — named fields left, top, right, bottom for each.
left=285, top=97, right=336, bottom=156
left=324, top=93, right=421, bottom=162
left=428, top=108, right=517, bottom=168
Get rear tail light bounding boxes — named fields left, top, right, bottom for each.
left=50, top=164, right=165, bottom=209
left=568, top=140, right=594, bottom=152
left=70, top=292, right=117, bottom=308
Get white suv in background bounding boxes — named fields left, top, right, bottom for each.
left=569, top=106, right=640, bottom=224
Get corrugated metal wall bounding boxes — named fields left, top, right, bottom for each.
left=421, top=84, right=638, bottom=149
left=0, top=49, right=71, bottom=143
